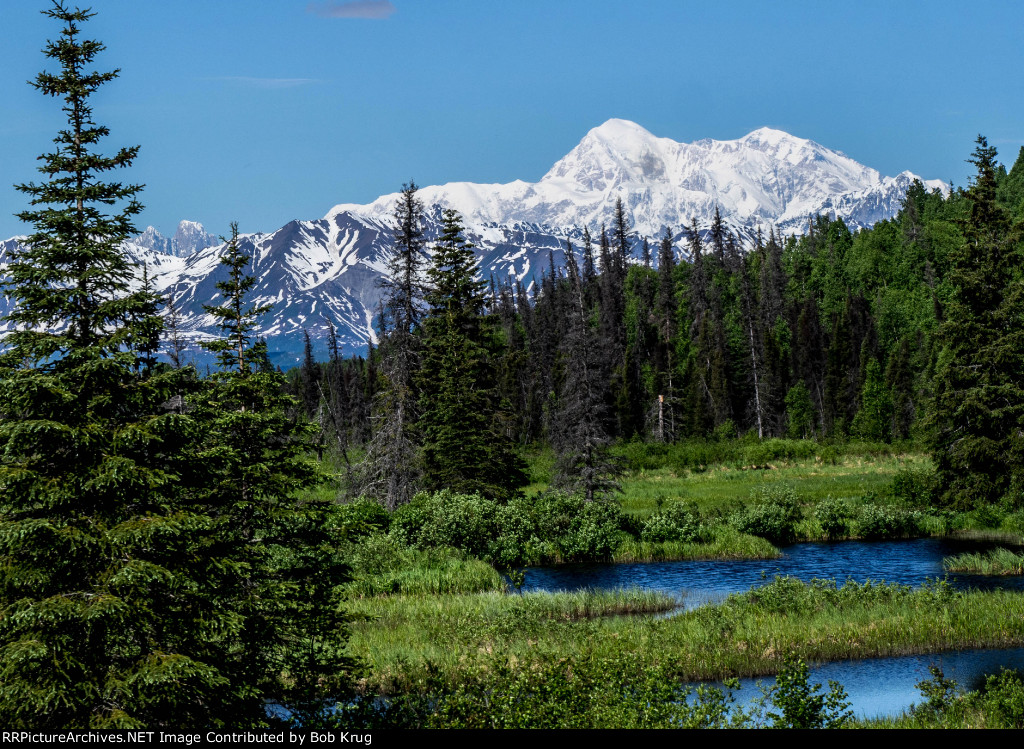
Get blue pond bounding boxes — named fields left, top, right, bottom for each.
left=521, top=537, right=1024, bottom=720
left=701, top=647, right=1024, bottom=721
left=521, top=537, right=1024, bottom=607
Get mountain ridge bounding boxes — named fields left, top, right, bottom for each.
left=1, top=120, right=946, bottom=365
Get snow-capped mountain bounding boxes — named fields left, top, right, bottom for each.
left=331, top=119, right=946, bottom=236
left=134, top=220, right=221, bottom=258
left=1, top=120, right=946, bottom=365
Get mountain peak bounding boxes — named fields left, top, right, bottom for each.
left=585, top=118, right=659, bottom=143
left=740, top=126, right=801, bottom=146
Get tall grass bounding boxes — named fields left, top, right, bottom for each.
left=944, top=547, right=1024, bottom=576
left=344, top=540, right=506, bottom=597
left=347, top=577, right=1024, bottom=693
left=614, top=526, right=779, bottom=562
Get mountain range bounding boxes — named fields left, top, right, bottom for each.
left=0, top=120, right=947, bottom=365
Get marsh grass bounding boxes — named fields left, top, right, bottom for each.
left=944, top=547, right=1024, bottom=576
left=616, top=453, right=931, bottom=519
left=614, top=527, right=780, bottom=562
left=345, top=541, right=506, bottom=597
left=347, top=577, right=1024, bottom=693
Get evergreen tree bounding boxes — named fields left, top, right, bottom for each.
left=196, top=224, right=356, bottom=725
left=0, top=3, right=249, bottom=727
left=298, top=328, right=322, bottom=419
left=852, top=358, right=893, bottom=442
left=418, top=209, right=527, bottom=500
left=354, top=183, right=427, bottom=509
left=928, top=136, right=1024, bottom=508
left=551, top=245, right=623, bottom=501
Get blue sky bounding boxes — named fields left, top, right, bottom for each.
left=2, top=0, right=1023, bottom=240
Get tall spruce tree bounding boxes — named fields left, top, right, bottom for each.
left=195, top=224, right=356, bottom=725
left=418, top=209, right=527, bottom=500
left=928, top=137, right=1024, bottom=508
left=551, top=244, right=623, bottom=500
left=0, top=3, right=241, bottom=727
left=354, top=182, right=427, bottom=509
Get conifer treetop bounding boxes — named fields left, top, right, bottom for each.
left=4, top=0, right=148, bottom=363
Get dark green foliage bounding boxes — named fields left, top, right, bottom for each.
left=191, top=227, right=358, bottom=724
left=551, top=244, right=623, bottom=501
left=764, top=655, right=853, bottom=729
left=0, top=4, right=237, bottom=728
left=731, top=485, right=802, bottom=544
left=418, top=209, right=527, bottom=501
left=785, top=382, right=816, bottom=439
left=852, top=358, right=892, bottom=442
left=356, top=183, right=427, bottom=509
left=906, top=667, right=1024, bottom=728
left=335, top=498, right=391, bottom=538
left=928, top=136, right=1024, bottom=509
left=390, top=490, right=498, bottom=560
left=389, top=490, right=624, bottom=566
left=888, top=467, right=937, bottom=506
left=343, top=652, right=750, bottom=729
left=200, top=223, right=272, bottom=373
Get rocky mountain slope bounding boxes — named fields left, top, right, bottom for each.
left=1, top=120, right=946, bottom=365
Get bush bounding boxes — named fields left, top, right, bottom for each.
left=814, top=497, right=854, bottom=540
left=560, top=500, right=624, bottom=561
left=765, top=655, right=853, bottom=729
left=391, top=491, right=498, bottom=559
left=854, top=503, right=923, bottom=540
left=741, top=439, right=818, bottom=467
left=614, top=440, right=670, bottom=472
left=489, top=498, right=549, bottom=569
left=386, top=489, right=626, bottom=565
left=336, top=497, right=391, bottom=538
left=970, top=669, right=1024, bottom=728
left=889, top=468, right=937, bottom=506
left=640, top=501, right=706, bottom=543
left=731, top=485, right=802, bottom=545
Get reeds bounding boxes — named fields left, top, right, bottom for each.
left=943, top=547, right=1024, bottom=575
left=347, top=577, right=1024, bottom=693
left=613, top=527, right=780, bottom=562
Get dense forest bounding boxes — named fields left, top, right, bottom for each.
left=291, top=142, right=1024, bottom=511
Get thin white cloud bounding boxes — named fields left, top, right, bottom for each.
left=307, top=1, right=396, bottom=19
left=212, top=76, right=323, bottom=89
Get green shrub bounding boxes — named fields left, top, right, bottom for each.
left=855, top=504, right=923, bottom=540
left=741, top=439, right=818, bottom=467
left=764, top=655, right=853, bottom=729
left=889, top=468, right=937, bottom=506
left=970, top=669, right=1024, bottom=728
left=731, top=485, right=802, bottom=545
left=336, top=497, right=391, bottom=537
left=614, top=440, right=670, bottom=472
left=489, top=498, right=549, bottom=569
left=345, top=531, right=411, bottom=578
left=640, top=501, right=706, bottom=543
left=391, top=491, right=498, bottom=559
left=530, top=491, right=623, bottom=562
left=814, top=497, right=854, bottom=540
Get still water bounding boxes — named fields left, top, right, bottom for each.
left=521, top=537, right=1024, bottom=606
left=700, top=647, right=1024, bottom=721
left=521, top=537, right=1024, bottom=720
